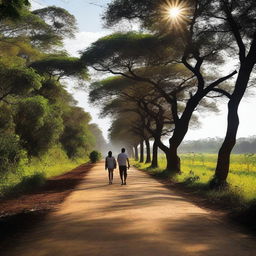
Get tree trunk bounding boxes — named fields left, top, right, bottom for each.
left=214, top=62, right=254, bottom=187
left=151, top=140, right=158, bottom=168
left=139, top=140, right=144, bottom=163
left=145, top=138, right=151, bottom=163
left=129, top=145, right=135, bottom=158
left=165, top=147, right=180, bottom=174
left=165, top=96, right=202, bottom=174
left=134, top=145, right=139, bottom=161
left=153, top=133, right=181, bottom=174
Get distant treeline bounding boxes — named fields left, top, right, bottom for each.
left=179, top=137, right=256, bottom=154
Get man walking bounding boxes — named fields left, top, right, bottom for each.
left=117, top=148, right=130, bottom=185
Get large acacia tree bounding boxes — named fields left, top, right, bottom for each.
left=206, top=0, right=256, bottom=186
left=81, top=31, right=231, bottom=174
left=103, top=0, right=256, bottom=185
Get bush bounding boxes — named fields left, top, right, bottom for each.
left=11, top=173, right=46, bottom=194
left=0, top=133, right=25, bottom=174
left=89, top=150, right=101, bottom=163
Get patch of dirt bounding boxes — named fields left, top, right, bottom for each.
left=0, top=162, right=93, bottom=250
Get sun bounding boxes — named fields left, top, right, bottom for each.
left=168, top=7, right=182, bottom=19
left=161, top=0, right=190, bottom=29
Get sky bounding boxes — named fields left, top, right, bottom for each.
left=31, top=0, right=256, bottom=141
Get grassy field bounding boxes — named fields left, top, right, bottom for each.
left=134, top=153, right=256, bottom=207
left=0, top=147, right=88, bottom=197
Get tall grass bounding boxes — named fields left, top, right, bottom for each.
left=0, top=146, right=88, bottom=197
left=134, top=153, right=256, bottom=206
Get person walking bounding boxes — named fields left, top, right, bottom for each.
left=105, top=151, right=116, bottom=184
left=117, top=148, right=130, bottom=185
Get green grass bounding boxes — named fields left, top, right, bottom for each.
left=0, top=146, right=88, bottom=197
left=134, top=153, right=256, bottom=207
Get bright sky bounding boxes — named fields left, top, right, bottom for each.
left=31, top=0, right=256, bottom=141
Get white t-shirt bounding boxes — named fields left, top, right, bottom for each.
left=117, top=153, right=128, bottom=166
left=105, top=156, right=116, bottom=169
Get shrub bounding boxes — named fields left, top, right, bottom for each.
left=89, top=150, right=101, bottom=163
left=0, top=133, right=25, bottom=174
left=14, top=173, right=46, bottom=193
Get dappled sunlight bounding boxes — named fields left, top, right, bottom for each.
left=5, top=163, right=256, bottom=256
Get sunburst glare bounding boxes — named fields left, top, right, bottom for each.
left=161, top=0, right=190, bottom=30
left=168, top=7, right=182, bottom=18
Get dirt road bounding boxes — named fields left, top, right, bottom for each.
left=4, top=162, right=256, bottom=256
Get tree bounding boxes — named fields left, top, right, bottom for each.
left=35, top=79, right=77, bottom=106
left=60, top=106, right=94, bottom=158
left=89, top=75, right=175, bottom=167
left=108, top=114, right=142, bottom=158
left=0, top=64, right=42, bottom=102
left=14, top=96, right=63, bottom=157
left=0, top=0, right=107, bottom=175
left=0, top=6, right=77, bottom=50
left=32, top=6, right=77, bottom=39
left=0, top=103, right=15, bottom=133
left=89, top=123, right=108, bottom=154
left=207, top=0, right=256, bottom=187
left=102, top=0, right=256, bottom=185
left=81, top=31, right=226, bottom=173
left=29, top=56, right=88, bottom=81
left=0, top=133, right=25, bottom=174
left=0, top=0, right=30, bottom=20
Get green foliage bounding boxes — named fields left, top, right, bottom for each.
left=89, top=150, right=102, bottom=163
left=0, top=146, right=88, bottom=197
left=14, top=96, right=63, bottom=157
left=103, top=0, right=156, bottom=29
left=60, top=106, right=94, bottom=159
left=0, top=133, right=26, bottom=174
left=0, top=5, right=77, bottom=50
left=10, top=172, right=46, bottom=194
left=37, top=79, right=77, bottom=105
left=0, top=0, right=30, bottom=20
left=0, top=64, right=42, bottom=101
left=30, top=56, right=88, bottom=80
left=0, top=0, right=105, bottom=198
left=89, top=123, right=108, bottom=154
left=0, top=38, right=42, bottom=61
left=138, top=153, right=256, bottom=203
left=0, top=103, right=15, bottom=132
left=32, top=6, right=77, bottom=39
left=81, top=32, right=174, bottom=68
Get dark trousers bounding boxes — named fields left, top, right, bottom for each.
left=119, top=166, right=127, bottom=182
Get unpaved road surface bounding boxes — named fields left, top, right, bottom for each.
left=3, top=162, right=256, bottom=256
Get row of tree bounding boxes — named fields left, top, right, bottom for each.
left=80, top=0, right=256, bottom=187
left=0, top=2, right=107, bottom=174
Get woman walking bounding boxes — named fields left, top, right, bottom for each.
left=105, top=151, right=116, bottom=184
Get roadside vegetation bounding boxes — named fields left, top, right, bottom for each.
left=0, top=146, right=89, bottom=197
left=0, top=3, right=108, bottom=198
left=134, top=153, right=256, bottom=209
